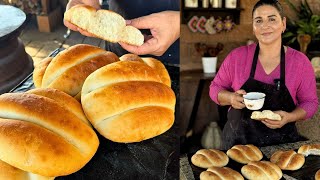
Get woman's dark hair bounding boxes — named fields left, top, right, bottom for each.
left=252, top=0, right=284, bottom=18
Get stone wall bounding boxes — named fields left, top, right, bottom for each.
left=180, top=0, right=320, bottom=71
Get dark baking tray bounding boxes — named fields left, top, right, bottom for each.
left=187, top=149, right=320, bottom=180
left=10, top=48, right=180, bottom=180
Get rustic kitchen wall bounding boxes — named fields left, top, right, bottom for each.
left=180, top=0, right=320, bottom=71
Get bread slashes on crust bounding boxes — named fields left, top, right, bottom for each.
left=64, top=5, right=144, bottom=46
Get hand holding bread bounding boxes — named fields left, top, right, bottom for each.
left=64, top=5, right=144, bottom=46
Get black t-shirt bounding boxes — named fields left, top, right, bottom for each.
left=106, top=0, right=180, bottom=65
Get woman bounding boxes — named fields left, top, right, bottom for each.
left=209, top=0, right=318, bottom=150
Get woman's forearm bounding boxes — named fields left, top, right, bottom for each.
left=288, top=107, right=307, bottom=122
left=218, top=90, right=233, bottom=106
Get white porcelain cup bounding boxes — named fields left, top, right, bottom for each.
left=243, top=92, right=266, bottom=110
left=202, top=57, right=217, bottom=73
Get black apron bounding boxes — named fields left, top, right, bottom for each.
left=221, top=44, right=303, bottom=150
left=106, top=0, right=180, bottom=65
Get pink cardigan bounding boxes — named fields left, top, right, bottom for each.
left=209, top=44, right=318, bottom=119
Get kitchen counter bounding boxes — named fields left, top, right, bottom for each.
left=180, top=139, right=320, bottom=180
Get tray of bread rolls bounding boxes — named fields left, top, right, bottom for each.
left=2, top=45, right=179, bottom=180
left=188, top=143, right=320, bottom=180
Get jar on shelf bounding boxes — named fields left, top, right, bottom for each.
left=211, top=0, right=222, bottom=8
left=185, top=0, right=198, bottom=8
left=225, top=0, right=237, bottom=8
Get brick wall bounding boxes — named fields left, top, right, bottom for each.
left=180, top=0, right=320, bottom=71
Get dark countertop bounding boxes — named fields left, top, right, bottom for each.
left=180, top=139, right=320, bottom=180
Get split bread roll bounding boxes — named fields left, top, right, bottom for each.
left=0, top=88, right=99, bottom=177
left=316, top=169, right=320, bottom=180
left=33, top=44, right=119, bottom=100
left=191, top=149, right=229, bottom=168
left=270, top=150, right=305, bottom=170
left=64, top=5, right=144, bottom=46
left=226, top=144, right=263, bottom=164
left=251, top=110, right=281, bottom=121
left=0, top=160, right=54, bottom=180
left=298, top=144, right=320, bottom=157
left=81, top=55, right=175, bottom=143
left=200, top=167, right=244, bottom=180
left=241, top=161, right=282, bottom=180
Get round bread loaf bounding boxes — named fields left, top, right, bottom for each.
left=298, top=144, right=320, bottom=157
left=191, top=149, right=229, bottom=168
left=226, top=144, right=263, bottom=164
left=81, top=57, right=175, bottom=143
left=0, top=88, right=99, bottom=177
left=200, top=167, right=244, bottom=180
left=316, top=169, right=320, bottom=180
left=0, top=160, right=54, bottom=180
left=33, top=44, right=119, bottom=100
left=270, top=150, right=305, bottom=170
left=241, top=161, right=282, bottom=180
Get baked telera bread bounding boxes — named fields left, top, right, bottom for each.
left=270, top=150, right=305, bottom=170
left=316, top=169, right=320, bottom=180
left=191, top=149, right=229, bottom=168
left=226, top=144, right=263, bottom=164
left=200, top=167, right=244, bottom=180
left=33, top=44, right=119, bottom=100
left=241, top=161, right=282, bottom=180
left=251, top=110, right=281, bottom=121
left=81, top=55, right=175, bottom=143
left=298, top=144, right=320, bottom=157
left=64, top=5, right=144, bottom=46
left=0, top=160, right=54, bottom=180
left=0, top=88, right=99, bottom=177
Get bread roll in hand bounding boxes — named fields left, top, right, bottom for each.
left=200, top=167, right=244, bottom=180
left=270, top=150, right=305, bottom=170
left=64, top=5, right=144, bottom=46
left=81, top=56, right=175, bottom=143
left=0, top=88, right=99, bottom=177
left=298, top=144, right=320, bottom=157
left=251, top=110, right=281, bottom=121
left=226, top=144, right=263, bottom=164
left=241, top=161, right=282, bottom=180
left=191, top=149, right=229, bottom=168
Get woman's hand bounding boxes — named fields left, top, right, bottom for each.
left=261, top=111, right=291, bottom=129
left=119, top=11, right=180, bottom=56
left=230, top=89, right=246, bottom=109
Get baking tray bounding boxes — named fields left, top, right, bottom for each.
left=9, top=48, right=180, bottom=180
left=187, top=149, right=320, bottom=180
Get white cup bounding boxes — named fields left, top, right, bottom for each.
left=243, top=92, right=266, bottom=110
left=202, top=57, right=217, bottom=73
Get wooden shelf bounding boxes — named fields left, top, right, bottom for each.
left=181, top=0, right=243, bottom=24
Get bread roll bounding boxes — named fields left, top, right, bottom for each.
left=251, top=110, right=281, bottom=121
left=33, top=44, right=119, bottom=100
left=0, top=160, right=54, bottom=180
left=298, top=144, right=320, bottom=157
left=191, top=149, right=229, bottom=168
left=270, top=150, right=305, bottom=170
left=316, top=169, right=320, bottom=180
left=0, top=88, right=99, bottom=177
left=241, top=161, right=282, bottom=180
left=64, top=5, right=144, bottom=46
left=226, top=144, right=263, bottom=164
left=200, top=167, right=244, bottom=180
left=81, top=58, right=175, bottom=143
